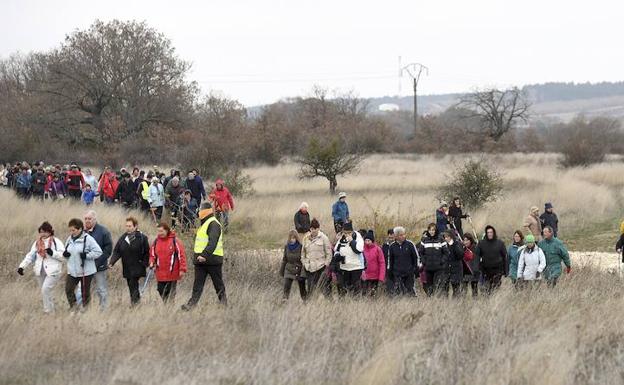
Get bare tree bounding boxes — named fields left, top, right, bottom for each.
left=458, top=87, right=530, bottom=141
left=298, top=138, right=363, bottom=194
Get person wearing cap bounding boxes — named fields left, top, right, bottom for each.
left=523, top=206, right=542, bottom=242
left=517, top=234, right=546, bottom=284
left=538, top=226, right=570, bottom=287
left=65, top=164, right=85, bottom=200
left=209, top=178, right=234, bottom=232
left=362, top=230, right=386, bottom=296
left=148, top=177, right=165, bottom=222
left=294, top=202, right=311, bottom=236
left=540, top=203, right=559, bottom=238
left=435, top=202, right=450, bottom=234
left=331, top=192, right=350, bottom=233
left=331, top=221, right=364, bottom=296
left=182, top=202, right=226, bottom=309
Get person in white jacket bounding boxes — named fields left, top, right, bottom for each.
left=17, top=222, right=66, bottom=313
left=517, top=234, right=546, bottom=283
left=332, top=222, right=365, bottom=296
left=148, top=177, right=165, bottom=222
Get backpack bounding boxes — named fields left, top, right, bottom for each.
left=152, top=236, right=179, bottom=272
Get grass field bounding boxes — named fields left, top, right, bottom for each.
left=1, top=153, right=624, bottom=385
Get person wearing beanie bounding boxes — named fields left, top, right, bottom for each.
left=540, top=203, right=559, bottom=238
left=294, top=202, right=311, bottom=235
left=362, top=230, right=386, bottom=296
left=475, top=225, right=507, bottom=294
left=182, top=202, right=226, bottom=310
left=507, top=230, right=525, bottom=284
left=523, top=206, right=542, bottom=242
left=302, top=218, right=332, bottom=297
left=517, top=234, right=546, bottom=283
left=331, top=192, right=350, bottom=233
left=331, top=221, right=364, bottom=296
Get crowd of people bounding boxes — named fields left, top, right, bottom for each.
left=281, top=193, right=571, bottom=301
left=0, top=161, right=235, bottom=232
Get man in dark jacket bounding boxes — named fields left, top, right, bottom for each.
left=183, top=170, right=207, bottom=207
left=443, top=230, right=464, bottom=297
left=540, top=203, right=559, bottom=238
left=388, top=227, right=419, bottom=296
left=31, top=167, right=47, bottom=199
left=83, top=210, right=113, bottom=309
left=418, top=223, right=449, bottom=296
left=182, top=202, right=226, bottom=310
left=116, top=173, right=136, bottom=209
left=475, top=225, right=507, bottom=294
left=109, top=217, right=149, bottom=305
left=294, top=202, right=311, bottom=235
left=448, top=197, right=469, bottom=236
left=382, top=229, right=395, bottom=295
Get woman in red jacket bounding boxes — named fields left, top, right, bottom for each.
left=149, top=222, right=187, bottom=302
left=361, top=230, right=386, bottom=296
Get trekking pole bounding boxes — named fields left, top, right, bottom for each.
left=140, top=268, right=153, bottom=296
left=467, top=216, right=479, bottom=239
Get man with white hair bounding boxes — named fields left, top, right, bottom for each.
left=77, top=210, right=113, bottom=309
left=387, top=226, right=419, bottom=296
left=294, top=202, right=311, bottom=236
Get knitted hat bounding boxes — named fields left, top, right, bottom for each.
left=342, top=221, right=353, bottom=231
left=364, top=230, right=375, bottom=242
left=525, top=234, right=535, bottom=243
left=545, top=202, right=553, bottom=210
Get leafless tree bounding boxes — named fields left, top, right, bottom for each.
left=458, top=87, right=530, bottom=141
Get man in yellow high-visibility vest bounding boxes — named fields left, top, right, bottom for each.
left=182, top=202, right=226, bottom=310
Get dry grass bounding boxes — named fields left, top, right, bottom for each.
left=2, top=153, right=624, bottom=385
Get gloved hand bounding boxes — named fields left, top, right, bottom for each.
left=45, top=248, right=53, bottom=256
left=80, top=252, right=87, bottom=261
left=17, top=267, right=24, bottom=276
left=565, top=267, right=571, bottom=274
left=63, top=251, right=71, bottom=258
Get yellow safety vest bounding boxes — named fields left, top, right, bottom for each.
left=194, top=216, right=224, bottom=256
left=141, top=181, right=150, bottom=200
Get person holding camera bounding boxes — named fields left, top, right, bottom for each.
left=17, top=222, right=66, bottom=313
left=63, top=218, right=102, bottom=310
left=331, top=222, right=364, bottom=296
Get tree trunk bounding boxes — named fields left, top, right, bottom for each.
left=329, top=177, right=337, bottom=195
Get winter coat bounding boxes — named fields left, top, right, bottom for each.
left=148, top=183, right=165, bottom=208
left=116, top=179, right=137, bottom=205
left=86, top=224, right=113, bottom=271
left=517, top=246, right=546, bottom=281
left=64, top=232, right=103, bottom=277
left=16, top=173, right=31, bottom=189
left=184, top=176, right=206, bottom=201
left=538, top=237, right=570, bottom=280
left=210, top=185, right=234, bottom=212
left=334, top=231, right=365, bottom=271
left=475, top=230, right=507, bottom=273
left=294, top=210, right=311, bottom=233
left=418, top=231, right=449, bottom=272
left=507, top=244, right=524, bottom=280
left=149, top=232, right=187, bottom=282
left=165, top=183, right=185, bottom=207
left=362, top=243, right=386, bottom=281
left=82, top=190, right=96, bottom=204
left=31, top=172, right=47, bottom=195
left=47, top=180, right=67, bottom=198
left=540, top=212, right=559, bottom=237
left=388, top=240, right=419, bottom=276
left=19, top=237, right=65, bottom=277
left=302, top=231, right=332, bottom=273
left=462, top=246, right=480, bottom=282
left=65, top=170, right=84, bottom=191
left=331, top=200, right=349, bottom=223
left=280, top=242, right=306, bottom=280
left=447, top=240, right=464, bottom=284
left=435, top=209, right=449, bottom=234
left=110, top=231, right=150, bottom=279
left=523, top=214, right=542, bottom=241
left=448, top=205, right=467, bottom=234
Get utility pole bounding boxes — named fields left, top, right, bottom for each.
left=401, top=63, right=428, bottom=135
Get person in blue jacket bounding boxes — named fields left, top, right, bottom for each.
left=331, top=192, right=350, bottom=233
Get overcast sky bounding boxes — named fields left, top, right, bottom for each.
left=1, top=0, right=622, bottom=105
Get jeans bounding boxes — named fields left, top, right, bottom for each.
left=157, top=281, right=177, bottom=302
left=283, top=278, right=307, bottom=300
left=66, top=274, right=94, bottom=309
left=37, top=270, right=61, bottom=313
left=187, top=264, right=227, bottom=306
left=217, top=211, right=230, bottom=231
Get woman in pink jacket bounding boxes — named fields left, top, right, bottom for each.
left=362, top=230, right=386, bottom=296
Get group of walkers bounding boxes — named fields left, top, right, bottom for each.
left=1, top=161, right=235, bottom=232
left=281, top=193, right=572, bottom=301
left=17, top=201, right=227, bottom=313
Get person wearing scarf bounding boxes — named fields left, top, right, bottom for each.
left=507, top=231, right=525, bottom=284
left=109, top=217, right=150, bottom=305
left=17, top=222, right=66, bottom=313
left=279, top=230, right=307, bottom=301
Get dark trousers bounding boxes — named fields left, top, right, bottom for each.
left=127, top=277, right=141, bottom=305
left=67, top=189, right=81, bottom=199
left=283, top=278, right=307, bottom=300
left=306, top=267, right=331, bottom=298
left=423, top=269, right=450, bottom=296
left=153, top=206, right=163, bottom=221
left=482, top=266, right=504, bottom=294
left=461, top=281, right=479, bottom=297
left=363, top=280, right=380, bottom=297
left=393, top=273, right=416, bottom=296
left=16, top=188, right=30, bottom=199
left=336, top=269, right=362, bottom=296
left=140, top=199, right=150, bottom=212
left=157, top=281, right=177, bottom=302
left=188, top=264, right=227, bottom=306
left=65, top=274, right=94, bottom=309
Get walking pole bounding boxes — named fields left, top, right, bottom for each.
left=468, top=216, right=479, bottom=239
left=140, top=268, right=153, bottom=296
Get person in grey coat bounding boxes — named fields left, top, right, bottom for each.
left=63, top=218, right=103, bottom=310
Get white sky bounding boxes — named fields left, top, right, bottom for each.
left=1, top=0, right=622, bottom=106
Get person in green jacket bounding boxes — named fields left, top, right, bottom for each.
left=538, top=226, right=571, bottom=287
left=507, top=230, right=525, bottom=284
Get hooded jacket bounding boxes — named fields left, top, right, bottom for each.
left=210, top=180, right=234, bottom=212
left=446, top=238, right=464, bottom=284
left=149, top=231, right=188, bottom=282
left=517, top=245, right=546, bottom=280
left=475, top=226, right=508, bottom=272
left=98, top=172, right=119, bottom=199
left=362, top=242, right=386, bottom=281
left=280, top=241, right=305, bottom=279
left=294, top=210, right=311, bottom=233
